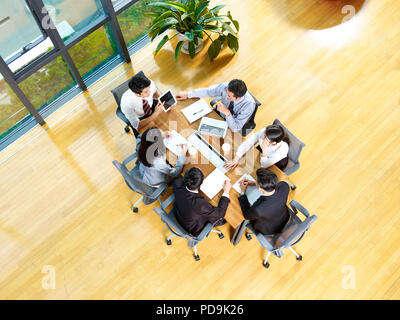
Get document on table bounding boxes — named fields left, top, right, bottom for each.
left=233, top=174, right=261, bottom=205
left=187, top=132, right=227, bottom=173
left=181, top=99, right=212, bottom=123
left=200, top=168, right=230, bottom=199
left=163, top=130, right=187, bottom=156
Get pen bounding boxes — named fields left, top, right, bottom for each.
left=192, top=109, right=204, bottom=115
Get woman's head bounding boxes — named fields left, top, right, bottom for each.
left=138, top=127, right=166, bottom=167
left=264, top=124, right=289, bottom=145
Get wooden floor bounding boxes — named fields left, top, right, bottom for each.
left=1, top=0, right=399, bottom=299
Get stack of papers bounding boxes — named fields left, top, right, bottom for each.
left=181, top=99, right=212, bottom=123
left=163, top=130, right=187, bottom=156
left=200, top=168, right=230, bottom=199
left=233, top=174, right=262, bottom=205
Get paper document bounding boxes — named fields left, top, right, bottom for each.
left=181, top=99, right=212, bottom=123
left=187, top=132, right=227, bottom=173
left=164, top=130, right=188, bottom=156
left=233, top=174, right=261, bottom=205
left=200, top=168, right=230, bottom=199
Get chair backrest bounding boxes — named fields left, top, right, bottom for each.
left=272, top=119, right=305, bottom=174
left=112, top=159, right=156, bottom=198
left=274, top=213, right=318, bottom=250
left=111, top=70, right=145, bottom=108
left=154, top=198, right=214, bottom=248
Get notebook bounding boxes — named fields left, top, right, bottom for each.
left=233, top=174, right=262, bottom=205
left=200, top=168, right=230, bottom=199
left=181, top=99, right=212, bottom=124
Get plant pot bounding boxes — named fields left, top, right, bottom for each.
left=177, top=33, right=203, bottom=55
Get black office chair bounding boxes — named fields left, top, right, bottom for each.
left=111, top=71, right=145, bottom=137
left=210, top=92, right=261, bottom=136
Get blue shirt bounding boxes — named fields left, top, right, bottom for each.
left=188, top=82, right=256, bottom=132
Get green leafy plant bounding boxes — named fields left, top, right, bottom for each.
left=145, top=0, right=239, bottom=61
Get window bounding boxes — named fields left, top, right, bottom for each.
left=18, top=56, right=76, bottom=111
left=0, top=0, right=47, bottom=62
left=118, top=0, right=157, bottom=47
left=0, top=77, right=31, bottom=139
left=43, top=0, right=106, bottom=44
left=68, top=24, right=118, bottom=80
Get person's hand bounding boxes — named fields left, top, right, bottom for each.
left=162, top=131, right=173, bottom=139
left=154, top=101, right=165, bottom=114
left=223, top=156, right=240, bottom=170
left=180, top=144, right=188, bottom=156
left=222, top=180, right=232, bottom=193
left=239, top=179, right=248, bottom=193
left=176, top=91, right=188, bottom=100
left=216, top=102, right=231, bottom=116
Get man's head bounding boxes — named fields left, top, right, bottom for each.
left=129, top=75, right=151, bottom=98
left=256, top=168, right=278, bottom=192
left=183, top=167, right=204, bottom=191
left=227, top=79, right=247, bottom=101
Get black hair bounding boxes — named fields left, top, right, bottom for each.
left=256, top=168, right=278, bottom=192
left=228, top=79, right=247, bottom=98
left=265, top=124, right=290, bottom=144
left=129, top=75, right=151, bottom=94
left=138, top=127, right=166, bottom=167
left=183, top=167, right=204, bottom=191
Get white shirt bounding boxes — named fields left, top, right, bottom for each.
left=235, top=128, right=289, bottom=168
left=120, top=79, right=157, bottom=129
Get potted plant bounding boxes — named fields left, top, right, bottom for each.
left=145, top=0, right=239, bottom=61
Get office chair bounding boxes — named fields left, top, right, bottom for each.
left=273, top=119, right=305, bottom=175
left=245, top=200, right=317, bottom=269
left=210, top=92, right=262, bottom=136
left=111, top=71, right=145, bottom=137
left=154, top=194, right=225, bottom=261
left=112, top=151, right=168, bottom=213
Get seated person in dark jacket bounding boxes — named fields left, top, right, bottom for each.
left=173, top=167, right=231, bottom=237
left=238, top=168, right=290, bottom=235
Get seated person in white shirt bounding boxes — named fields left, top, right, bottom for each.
left=121, top=74, right=165, bottom=134
left=136, top=127, right=187, bottom=187
left=224, top=124, right=290, bottom=171
left=176, top=79, right=256, bottom=133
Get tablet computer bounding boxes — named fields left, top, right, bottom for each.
left=159, top=90, right=177, bottom=112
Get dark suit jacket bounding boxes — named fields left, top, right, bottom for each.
left=172, top=178, right=230, bottom=237
left=238, top=182, right=290, bottom=235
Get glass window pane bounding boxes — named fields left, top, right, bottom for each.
left=19, top=56, right=76, bottom=111
left=0, top=76, right=31, bottom=139
left=68, top=24, right=118, bottom=80
left=112, top=0, right=134, bottom=11
left=43, top=0, right=106, bottom=43
left=8, top=39, right=55, bottom=74
left=0, top=0, right=46, bottom=61
left=118, top=1, right=158, bottom=47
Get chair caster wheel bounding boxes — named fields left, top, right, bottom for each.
left=246, top=233, right=252, bottom=241
left=296, top=255, right=302, bottom=261
left=194, top=255, right=200, bottom=261
left=124, top=126, right=130, bottom=133
left=291, top=185, right=297, bottom=190
left=263, top=262, right=270, bottom=269
left=218, top=233, right=224, bottom=239
left=166, top=239, right=172, bottom=245
left=133, top=207, right=138, bottom=213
